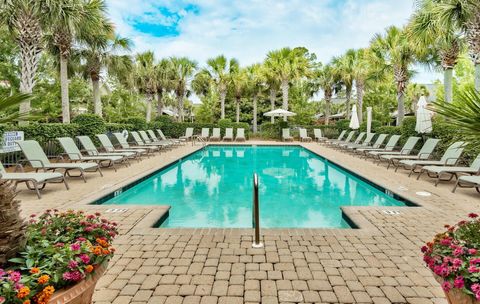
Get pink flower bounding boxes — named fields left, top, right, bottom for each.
left=468, top=213, right=478, bottom=218
left=55, top=242, right=65, bottom=247
left=442, top=281, right=451, bottom=292
left=453, top=247, right=464, bottom=257
left=468, top=266, right=479, bottom=273
left=440, top=238, right=451, bottom=246
left=62, top=271, right=84, bottom=281
left=421, top=246, right=429, bottom=253
left=30, top=214, right=36, bottom=218
left=84, top=227, right=94, bottom=233
left=454, top=276, right=465, bottom=289
left=452, top=258, right=462, bottom=268
left=9, top=271, right=21, bottom=283
left=77, top=237, right=87, bottom=242
left=472, top=283, right=480, bottom=293
left=469, top=249, right=478, bottom=255
left=470, top=258, right=480, bottom=265
left=0, top=296, right=5, bottom=304
left=68, top=260, right=78, bottom=270
left=79, top=254, right=90, bottom=264
left=70, top=243, right=81, bottom=251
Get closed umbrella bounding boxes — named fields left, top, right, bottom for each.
left=349, top=105, right=360, bottom=129
left=264, top=109, right=296, bottom=122
left=415, top=96, right=432, bottom=134
left=366, top=107, right=372, bottom=135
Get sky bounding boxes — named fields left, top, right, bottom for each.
left=106, top=0, right=442, bottom=101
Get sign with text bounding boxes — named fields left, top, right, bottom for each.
left=1, top=131, right=24, bottom=153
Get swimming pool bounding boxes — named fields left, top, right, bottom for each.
left=99, top=145, right=407, bottom=228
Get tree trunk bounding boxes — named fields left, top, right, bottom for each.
left=345, top=86, right=351, bottom=119
left=60, top=55, right=70, bottom=123
left=466, top=11, right=480, bottom=91
left=236, top=97, right=240, bottom=123
left=269, top=88, right=276, bottom=123
left=16, top=14, right=43, bottom=124
left=475, top=64, right=480, bottom=92
left=356, top=80, right=364, bottom=123
left=444, top=68, right=453, bottom=103
left=325, top=90, right=332, bottom=125
left=396, top=90, right=405, bottom=126
left=253, top=94, right=258, bottom=133
left=146, top=94, right=153, bottom=122
left=92, top=78, right=102, bottom=117
left=156, top=91, right=164, bottom=117
left=178, top=96, right=184, bottom=122
left=281, top=79, right=289, bottom=122
left=220, top=89, right=227, bottom=119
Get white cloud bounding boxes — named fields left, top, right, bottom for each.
left=106, top=0, right=441, bottom=85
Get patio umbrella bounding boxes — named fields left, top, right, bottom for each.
left=366, top=107, right=372, bottom=134
left=264, top=108, right=296, bottom=122
left=415, top=96, right=432, bottom=134
left=349, top=105, right=360, bottom=130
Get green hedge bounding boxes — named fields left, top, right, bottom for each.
left=6, top=123, right=79, bottom=143
left=116, top=117, right=147, bottom=131
left=105, top=123, right=135, bottom=132
left=72, top=114, right=106, bottom=140
left=258, top=122, right=338, bottom=140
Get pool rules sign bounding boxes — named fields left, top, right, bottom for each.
left=1, top=131, right=24, bottom=153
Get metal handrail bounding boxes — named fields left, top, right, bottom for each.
left=252, top=173, right=263, bottom=248
left=192, top=135, right=206, bottom=147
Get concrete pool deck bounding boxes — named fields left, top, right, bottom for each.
left=16, top=140, right=480, bottom=304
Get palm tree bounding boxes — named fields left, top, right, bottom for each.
left=371, top=26, right=417, bottom=125
left=134, top=51, right=157, bottom=122
left=425, top=0, right=480, bottom=90
left=170, top=57, right=197, bottom=122
left=0, top=0, right=84, bottom=118
left=316, top=64, right=337, bottom=125
left=49, top=0, right=108, bottom=123
left=80, top=27, right=131, bottom=117
left=332, top=50, right=355, bottom=119
left=230, top=66, right=248, bottom=123
left=155, top=58, right=173, bottom=118
left=261, top=63, right=280, bottom=123
left=408, top=0, right=463, bottom=103
left=265, top=47, right=311, bottom=120
left=198, top=55, right=238, bottom=119
left=351, top=49, right=372, bottom=123
left=246, top=64, right=265, bottom=133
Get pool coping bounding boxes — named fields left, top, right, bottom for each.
left=78, top=142, right=430, bottom=236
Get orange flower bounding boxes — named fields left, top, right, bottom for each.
left=23, top=300, right=31, bottom=304
left=102, top=248, right=110, bottom=255
left=34, top=286, right=55, bottom=304
left=91, top=246, right=102, bottom=255
left=30, top=267, right=40, bottom=274
left=85, top=265, right=94, bottom=273
left=17, top=287, right=30, bottom=299
left=96, top=238, right=109, bottom=248
left=38, top=275, right=50, bottom=284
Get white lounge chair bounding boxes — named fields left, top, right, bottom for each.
left=282, top=129, right=293, bottom=142
left=325, top=130, right=347, bottom=145
left=129, top=132, right=162, bottom=152
left=223, top=128, right=234, bottom=141
left=0, top=161, right=68, bottom=199
left=90, top=135, right=142, bottom=160
left=58, top=137, right=127, bottom=171
left=354, top=134, right=387, bottom=153
left=379, top=138, right=441, bottom=170
left=335, top=132, right=364, bottom=149
left=146, top=130, right=173, bottom=147
left=180, top=128, right=194, bottom=141
left=344, top=133, right=375, bottom=150
left=198, top=128, right=209, bottom=141
left=329, top=131, right=355, bottom=147
left=398, top=141, right=465, bottom=177
left=113, top=133, right=153, bottom=154
left=139, top=130, right=171, bottom=149
left=236, top=128, right=246, bottom=141
left=17, top=140, right=102, bottom=182
left=422, top=154, right=480, bottom=186
left=156, top=129, right=182, bottom=145
left=299, top=128, right=312, bottom=142
left=367, top=136, right=420, bottom=160
left=453, top=175, right=480, bottom=193
left=210, top=128, right=221, bottom=141
left=356, top=135, right=401, bottom=157
left=313, top=129, right=327, bottom=142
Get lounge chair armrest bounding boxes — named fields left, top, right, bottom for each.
left=417, top=153, right=432, bottom=159
left=444, top=157, right=460, bottom=165
left=24, top=159, right=47, bottom=171
left=400, top=149, right=413, bottom=154
left=62, top=152, right=83, bottom=159
left=81, top=149, right=99, bottom=156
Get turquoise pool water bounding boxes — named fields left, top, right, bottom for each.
left=101, top=145, right=405, bottom=228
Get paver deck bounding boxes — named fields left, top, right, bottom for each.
left=16, top=141, right=480, bottom=304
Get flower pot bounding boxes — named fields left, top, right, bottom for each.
left=48, top=263, right=107, bottom=304
left=435, top=276, right=480, bottom=304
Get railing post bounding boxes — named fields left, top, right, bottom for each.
left=252, top=173, right=263, bottom=248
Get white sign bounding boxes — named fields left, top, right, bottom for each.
left=2, top=131, right=24, bottom=153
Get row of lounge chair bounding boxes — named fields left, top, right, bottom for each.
left=179, top=127, right=246, bottom=142
left=323, top=130, right=480, bottom=193
left=282, top=128, right=327, bottom=142
left=0, top=129, right=185, bottom=199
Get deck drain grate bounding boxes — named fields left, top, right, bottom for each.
left=382, top=210, right=401, bottom=215
left=105, top=208, right=128, bottom=213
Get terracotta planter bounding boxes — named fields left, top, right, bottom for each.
left=49, top=263, right=107, bottom=304
left=435, top=276, right=480, bottom=304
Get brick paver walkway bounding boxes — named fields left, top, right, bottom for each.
left=17, top=141, right=480, bottom=304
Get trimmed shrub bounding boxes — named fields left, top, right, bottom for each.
left=376, top=126, right=400, bottom=135
left=116, top=117, right=147, bottom=131
left=359, top=120, right=381, bottom=132
left=72, top=114, right=106, bottom=139
left=148, top=121, right=250, bottom=139
left=400, top=116, right=417, bottom=139
left=335, top=119, right=350, bottom=131
left=154, top=115, right=175, bottom=124
left=7, top=123, right=79, bottom=143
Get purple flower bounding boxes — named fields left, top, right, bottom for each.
left=79, top=254, right=90, bottom=264
left=68, top=260, right=79, bottom=270
left=454, top=276, right=465, bottom=289
left=70, top=243, right=81, bottom=251
left=63, top=271, right=83, bottom=281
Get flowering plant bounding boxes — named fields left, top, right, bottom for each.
left=422, top=213, right=480, bottom=300
left=0, top=210, right=117, bottom=304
